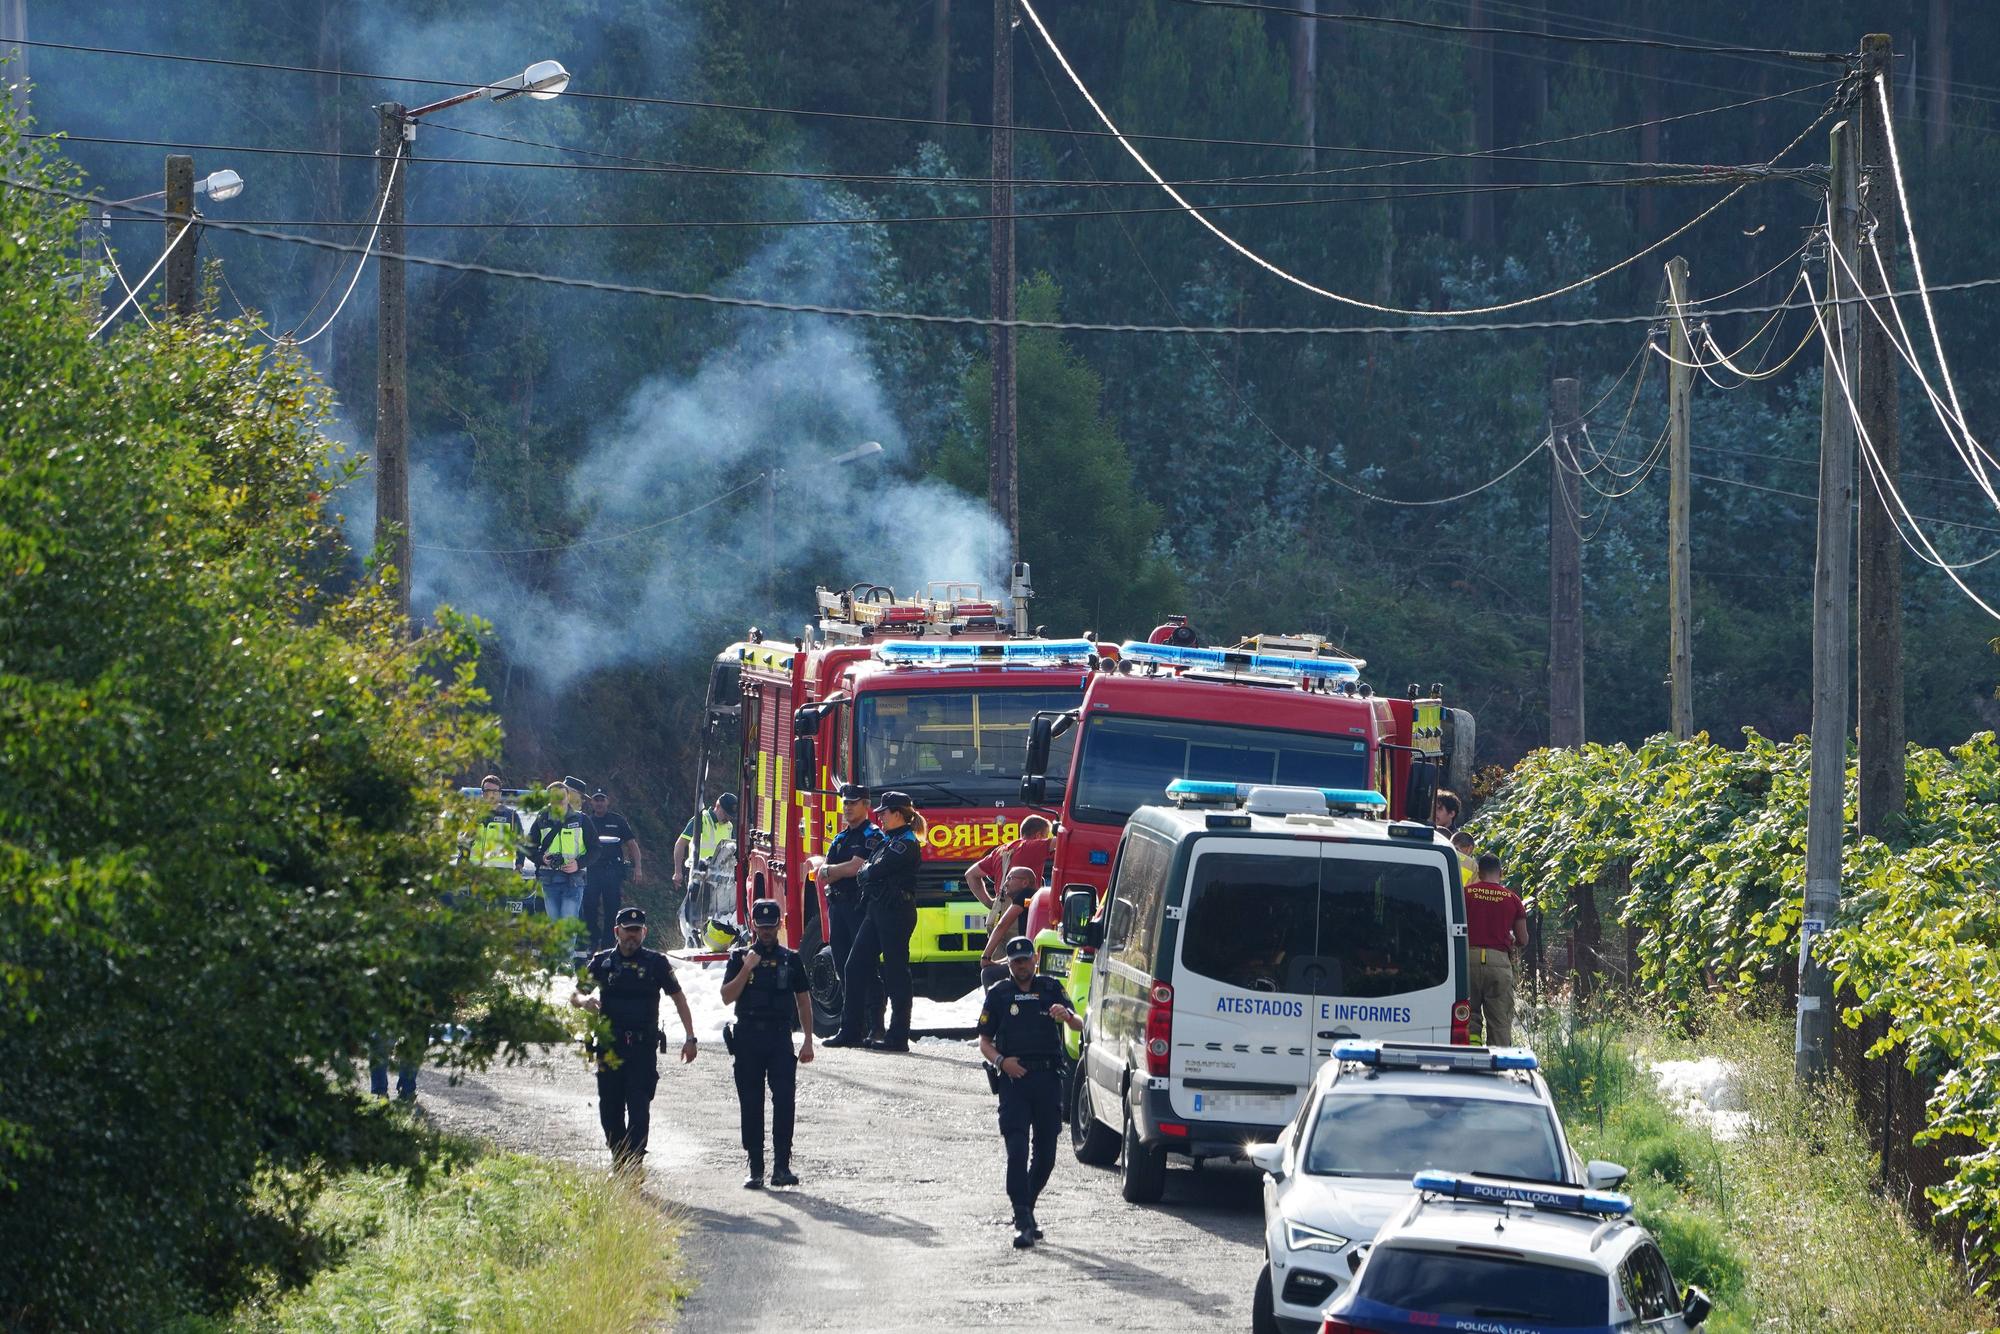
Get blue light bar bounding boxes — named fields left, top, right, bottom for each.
left=1411, top=1171, right=1633, bottom=1218
left=1165, top=778, right=1245, bottom=802
left=1120, top=639, right=1361, bottom=682
left=1322, top=788, right=1388, bottom=809
left=876, top=638, right=1096, bottom=664
left=1334, top=1041, right=1539, bottom=1072
left=1165, top=780, right=1387, bottom=812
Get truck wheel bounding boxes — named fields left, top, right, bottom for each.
left=1119, top=1104, right=1167, bottom=1204
left=1252, top=1264, right=1279, bottom=1334
left=799, top=916, right=844, bottom=1036
left=1070, top=1059, right=1118, bottom=1166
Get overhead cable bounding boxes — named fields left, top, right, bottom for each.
left=89, top=217, right=190, bottom=338
left=1017, top=0, right=1828, bottom=319
left=96, top=237, right=157, bottom=331
left=283, top=144, right=401, bottom=346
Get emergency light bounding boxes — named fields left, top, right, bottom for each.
left=875, top=638, right=1096, bottom=665
left=1119, top=639, right=1362, bottom=683
left=1333, top=1040, right=1538, bottom=1072
left=1411, top=1171, right=1633, bottom=1218
left=1164, top=779, right=1388, bottom=811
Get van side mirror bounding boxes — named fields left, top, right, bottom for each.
left=1681, top=1286, right=1712, bottom=1328
left=1585, top=1159, right=1628, bottom=1190
left=1059, top=888, right=1101, bottom=948
left=1247, top=1143, right=1285, bottom=1178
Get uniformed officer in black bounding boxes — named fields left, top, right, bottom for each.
left=829, top=791, right=924, bottom=1051
left=815, top=784, right=882, bottom=1043
left=976, top=935, right=1083, bottom=1248
left=570, top=906, right=699, bottom=1173
left=584, top=787, right=643, bottom=952
left=719, top=898, right=815, bottom=1188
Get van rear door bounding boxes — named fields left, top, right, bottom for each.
left=1306, top=844, right=1459, bottom=1055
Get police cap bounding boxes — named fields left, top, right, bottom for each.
left=875, top=790, right=915, bottom=815
left=837, top=782, right=870, bottom=802
left=590, top=787, right=609, bottom=799
left=562, top=774, right=590, bottom=795
left=614, top=906, right=647, bottom=926
left=749, top=898, right=782, bottom=926
left=1003, top=935, right=1036, bottom=961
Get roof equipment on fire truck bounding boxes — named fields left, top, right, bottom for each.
left=876, top=638, right=1098, bottom=665
left=815, top=573, right=1033, bottom=642
left=1120, top=639, right=1363, bottom=684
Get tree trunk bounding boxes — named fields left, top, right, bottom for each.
left=930, top=0, right=952, bottom=125
left=1927, top=0, right=1950, bottom=154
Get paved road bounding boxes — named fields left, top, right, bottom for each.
left=424, top=1027, right=1266, bottom=1332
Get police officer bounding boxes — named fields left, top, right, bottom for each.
left=585, top=787, right=643, bottom=952
left=976, top=936, right=1083, bottom=1248
left=815, top=784, right=882, bottom=1041
left=719, top=898, right=815, bottom=1189
left=570, top=907, right=699, bottom=1174
left=828, top=791, right=924, bottom=1052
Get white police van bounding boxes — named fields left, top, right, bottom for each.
left=1062, top=781, right=1468, bottom=1204
left=1320, top=1172, right=1711, bottom=1333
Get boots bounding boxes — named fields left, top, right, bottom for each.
left=770, top=1159, right=799, bottom=1187
left=743, top=1154, right=765, bottom=1190
left=1012, top=1211, right=1035, bottom=1249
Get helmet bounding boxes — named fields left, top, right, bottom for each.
left=703, top=917, right=741, bottom=952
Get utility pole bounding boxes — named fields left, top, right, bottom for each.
left=1665, top=255, right=1694, bottom=740
left=1855, top=34, right=1904, bottom=841
left=162, top=154, right=197, bottom=319
left=1799, top=120, right=1858, bottom=1083
left=988, top=0, right=1020, bottom=561
left=1548, top=376, right=1585, bottom=749
left=374, top=104, right=412, bottom=622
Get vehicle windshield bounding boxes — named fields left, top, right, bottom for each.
left=1068, top=714, right=1369, bottom=826
left=1178, top=851, right=1451, bottom=999
left=1357, top=1247, right=1609, bottom=1327
left=1303, top=1092, right=1564, bottom=1180
left=855, top=686, right=1082, bottom=806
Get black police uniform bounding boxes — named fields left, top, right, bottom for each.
left=581, top=942, right=682, bottom=1165
left=584, top=806, right=636, bottom=950
left=724, top=932, right=811, bottom=1182
left=977, top=969, right=1069, bottom=1232
left=822, top=814, right=882, bottom=1024
left=835, top=818, right=922, bottom=1046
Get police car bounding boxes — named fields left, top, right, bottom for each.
left=1248, top=1042, right=1627, bottom=1333
left=1317, top=1172, right=1712, bottom=1333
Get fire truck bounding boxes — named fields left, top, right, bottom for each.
left=692, top=566, right=1109, bottom=1029
left=1021, top=633, right=1475, bottom=906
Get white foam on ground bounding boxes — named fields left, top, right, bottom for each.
left=1649, top=1056, right=1754, bottom=1141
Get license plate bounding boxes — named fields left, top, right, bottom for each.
left=1045, top=951, right=1071, bottom=977
left=963, top=913, right=984, bottom=929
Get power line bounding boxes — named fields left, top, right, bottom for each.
left=282, top=143, right=401, bottom=346
left=1018, top=0, right=1829, bottom=319
left=36, top=180, right=2000, bottom=339
left=1160, top=0, right=1849, bottom=63
left=97, top=236, right=157, bottom=332
left=90, top=218, right=190, bottom=338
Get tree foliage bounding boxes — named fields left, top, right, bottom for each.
left=0, top=123, right=556, bottom=1329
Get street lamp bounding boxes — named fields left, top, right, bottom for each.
left=101, top=168, right=247, bottom=210
left=374, top=60, right=569, bottom=623
left=76, top=164, right=245, bottom=308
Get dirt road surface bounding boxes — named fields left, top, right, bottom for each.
left=425, top=1012, right=1265, bottom=1332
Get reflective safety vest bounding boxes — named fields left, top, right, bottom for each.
left=549, top=818, right=586, bottom=861
left=695, top=810, right=730, bottom=862
left=474, top=811, right=517, bottom=868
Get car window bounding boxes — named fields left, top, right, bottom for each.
left=1302, top=1093, right=1564, bottom=1181
left=1317, top=855, right=1450, bottom=999
left=1622, top=1243, right=1680, bottom=1322
left=1179, top=850, right=1318, bottom=992
left=1110, top=834, right=1171, bottom=972
left=1359, top=1247, right=1609, bottom=1327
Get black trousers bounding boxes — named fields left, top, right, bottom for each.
left=596, top=1029, right=660, bottom=1158
left=997, top=1066, right=1063, bottom=1218
left=582, top=866, right=625, bottom=951
left=732, top=1020, right=799, bottom=1165
left=828, top=895, right=885, bottom=1031
left=839, top=895, right=916, bottom=1038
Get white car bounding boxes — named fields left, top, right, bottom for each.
left=1319, top=1171, right=1712, bottom=1333
left=1248, top=1042, right=1627, bottom=1334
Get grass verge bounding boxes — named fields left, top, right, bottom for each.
left=182, top=1139, right=687, bottom=1333
left=1527, top=1004, right=1991, bottom=1334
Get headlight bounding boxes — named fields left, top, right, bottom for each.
left=1284, top=1219, right=1351, bottom=1254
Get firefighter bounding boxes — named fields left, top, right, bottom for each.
left=674, top=792, right=737, bottom=940
left=964, top=815, right=1053, bottom=927
left=814, top=783, right=882, bottom=1038
left=719, top=898, right=814, bottom=1189
left=585, top=787, right=642, bottom=952
left=827, top=791, right=923, bottom=1052
left=977, top=935, right=1083, bottom=1248
left=570, top=907, right=698, bottom=1173
left=978, top=866, right=1042, bottom=972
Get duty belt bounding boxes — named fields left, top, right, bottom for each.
left=1006, top=1054, right=1061, bottom=1071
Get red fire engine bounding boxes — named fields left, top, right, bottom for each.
left=695, top=566, right=1111, bottom=1029
left=1019, top=633, right=1474, bottom=908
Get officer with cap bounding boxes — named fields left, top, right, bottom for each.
left=718, top=898, right=814, bottom=1188
left=815, top=783, right=882, bottom=1039
left=570, top=906, right=699, bottom=1174
left=827, top=791, right=924, bottom=1052
left=977, top=935, right=1083, bottom=1248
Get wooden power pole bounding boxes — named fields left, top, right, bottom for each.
left=1665, top=255, right=1694, bottom=740
left=1799, top=120, right=1858, bottom=1083
left=1856, top=34, right=1904, bottom=840
left=988, top=0, right=1020, bottom=562
left=162, top=154, right=197, bottom=319
left=1548, top=376, right=1585, bottom=749
left=374, top=104, right=412, bottom=622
